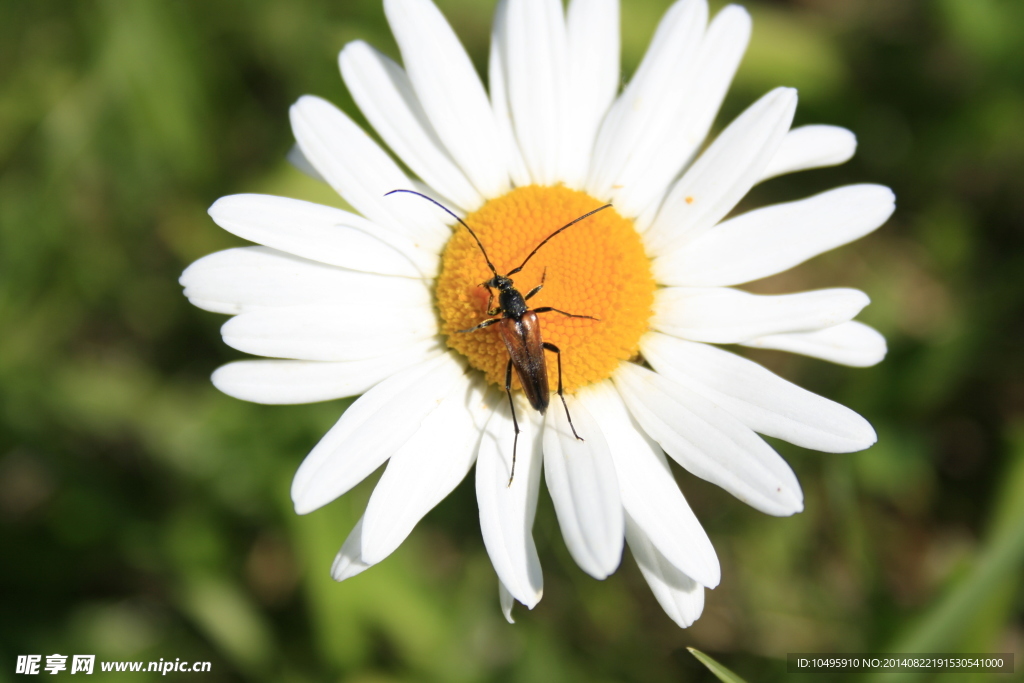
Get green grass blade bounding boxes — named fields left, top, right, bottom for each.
left=687, top=648, right=750, bottom=683
left=866, top=431, right=1024, bottom=683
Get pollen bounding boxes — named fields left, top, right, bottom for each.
left=435, top=185, right=655, bottom=393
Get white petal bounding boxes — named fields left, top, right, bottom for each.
left=614, top=362, right=802, bottom=516
left=502, top=0, right=570, bottom=186
left=499, top=581, right=516, bottom=623
left=626, top=513, right=705, bottom=628
left=542, top=389, right=624, bottom=579
left=743, top=321, right=887, bottom=367
left=632, top=5, right=752, bottom=230
left=220, top=304, right=437, bottom=362
left=331, top=516, right=372, bottom=581
left=581, top=382, right=719, bottom=587
left=211, top=340, right=444, bottom=404
left=289, top=95, right=450, bottom=252
left=385, top=0, right=511, bottom=198
left=184, top=297, right=240, bottom=316
left=488, top=0, right=532, bottom=188
left=642, top=333, right=877, bottom=452
left=181, top=246, right=433, bottom=314
left=476, top=397, right=544, bottom=608
left=759, top=125, right=857, bottom=183
left=562, top=0, right=620, bottom=189
left=644, top=87, right=797, bottom=253
left=360, top=378, right=489, bottom=564
left=587, top=0, right=707, bottom=206
left=652, top=287, right=870, bottom=343
left=340, top=41, right=484, bottom=212
left=653, top=184, right=896, bottom=287
left=287, top=144, right=326, bottom=183
left=208, top=194, right=438, bottom=279
left=291, top=353, right=466, bottom=514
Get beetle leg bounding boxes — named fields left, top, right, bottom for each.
left=525, top=268, right=548, bottom=301
left=458, top=318, right=500, bottom=333
left=542, top=342, right=584, bottom=442
left=533, top=307, right=599, bottom=321
left=505, top=359, right=520, bottom=487
left=480, top=284, right=500, bottom=316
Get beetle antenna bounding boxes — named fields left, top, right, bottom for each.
left=385, top=189, right=499, bottom=278
left=507, top=203, right=613, bottom=276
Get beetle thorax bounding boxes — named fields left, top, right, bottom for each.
left=498, top=286, right=527, bottom=319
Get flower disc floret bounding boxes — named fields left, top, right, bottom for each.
left=436, top=185, right=655, bottom=393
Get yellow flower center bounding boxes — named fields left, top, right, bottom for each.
left=436, top=185, right=655, bottom=393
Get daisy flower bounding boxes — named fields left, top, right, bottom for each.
left=180, top=0, right=894, bottom=627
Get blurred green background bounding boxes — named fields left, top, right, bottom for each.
left=2, top=0, right=1023, bottom=680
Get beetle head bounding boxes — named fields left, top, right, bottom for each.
left=483, top=275, right=514, bottom=291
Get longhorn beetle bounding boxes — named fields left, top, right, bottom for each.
left=386, top=189, right=613, bottom=485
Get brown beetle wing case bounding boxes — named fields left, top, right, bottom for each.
left=498, top=311, right=550, bottom=413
